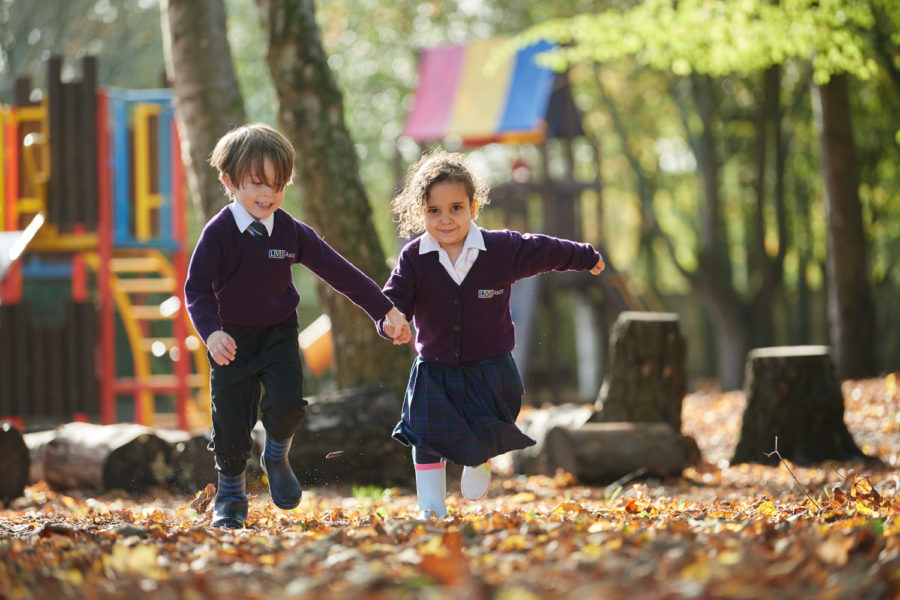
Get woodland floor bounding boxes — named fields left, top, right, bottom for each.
left=1, top=375, right=899, bottom=599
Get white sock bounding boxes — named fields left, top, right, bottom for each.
left=414, top=462, right=447, bottom=518
left=461, top=461, right=491, bottom=500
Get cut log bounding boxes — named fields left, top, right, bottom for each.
left=511, top=404, right=593, bottom=475
left=544, top=422, right=700, bottom=483
left=40, top=423, right=174, bottom=492
left=731, top=346, right=868, bottom=465
left=591, top=312, right=687, bottom=431
left=24, top=429, right=57, bottom=484
left=0, top=422, right=30, bottom=503
left=154, top=429, right=217, bottom=494
left=287, top=387, right=412, bottom=487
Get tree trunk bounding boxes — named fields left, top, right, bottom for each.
left=36, top=423, right=174, bottom=492
left=254, top=0, right=410, bottom=392
left=731, top=346, right=868, bottom=465
left=591, top=312, right=687, bottom=431
left=811, top=75, right=876, bottom=379
left=161, top=0, right=246, bottom=221
left=0, top=423, right=29, bottom=503
left=544, top=423, right=700, bottom=483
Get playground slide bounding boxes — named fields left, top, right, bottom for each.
left=0, top=213, right=44, bottom=284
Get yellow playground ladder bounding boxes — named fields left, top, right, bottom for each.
left=83, top=248, right=210, bottom=429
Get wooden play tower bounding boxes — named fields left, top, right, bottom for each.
left=0, top=56, right=208, bottom=431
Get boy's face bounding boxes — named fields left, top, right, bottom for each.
left=423, top=181, right=477, bottom=252
left=222, top=157, right=284, bottom=220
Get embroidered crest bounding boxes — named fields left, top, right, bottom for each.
left=477, top=289, right=504, bottom=299
left=269, top=249, right=296, bottom=259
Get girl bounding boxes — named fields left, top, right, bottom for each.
left=381, top=150, right=604, bottom=518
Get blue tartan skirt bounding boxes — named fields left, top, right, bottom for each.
left=392, top=353, right=536, bottom=466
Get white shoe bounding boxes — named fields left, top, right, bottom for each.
left=461, top=461, right=491, bottom=500
left=415, top=462, right=447, bottom=518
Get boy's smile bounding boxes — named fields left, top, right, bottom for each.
left=424, top=181, right=478, bottom=260
left=223, top=157, right=285, bottom=221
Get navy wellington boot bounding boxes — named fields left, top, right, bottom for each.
left=260, top=435, right=301, bottom=510
left=211, top=471, right=248, bottom=528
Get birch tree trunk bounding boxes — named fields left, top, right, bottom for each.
left=161, top=0, right=246, bottom=221
left=812, top=75, right=876, bottom=380
left=254, top=0, right=410, bottom=392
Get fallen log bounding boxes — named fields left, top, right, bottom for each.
left=23, top=429, right=56, bottom=484
left=732, top=346, right=869, bottom=465
left=0, top=422, right=30, bottom=503
left=39, top=423, right=174, bottom=492
left=162, top=428, right=266, bottom=494
left=543, top=422, right=700, bottom=483
left=511, top=404, right=593, bottom=475
left=287, top=387, right=412, bottom=487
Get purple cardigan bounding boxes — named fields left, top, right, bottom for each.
left=381, top=228, right=600, bottom=366
left=186, top=206, right=393, bottom=342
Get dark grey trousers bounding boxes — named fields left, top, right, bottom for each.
left=207, top=320, right=306, bottom=476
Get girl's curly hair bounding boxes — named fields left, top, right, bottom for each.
left=392, top=149, right=491, bottom=239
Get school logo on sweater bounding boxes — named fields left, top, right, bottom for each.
left=477, top=289, right=504, bottom=299
left=269, top=249, right=296, bottom=259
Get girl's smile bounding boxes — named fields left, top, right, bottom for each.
left=424, top=181, right=478, bottom=261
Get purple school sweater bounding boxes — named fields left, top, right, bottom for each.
left=186, top=207, right=393, bottom=342
left=381, top=228, right=601, bottom=366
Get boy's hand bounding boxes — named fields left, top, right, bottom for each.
left=207, top=330, right=237, bottom=365
left=384, top=307, right=412, bottom=345
left=589, top=256, right=606, bottom=275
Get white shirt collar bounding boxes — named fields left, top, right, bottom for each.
left=419, top=221, right=485, bottom=255
left=230, top=201, right=274, bottom=236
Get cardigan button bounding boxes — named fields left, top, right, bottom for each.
left=454, top=325, right=460, bottom=331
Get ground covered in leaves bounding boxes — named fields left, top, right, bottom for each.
left=2, top=375, right=899, bottom=599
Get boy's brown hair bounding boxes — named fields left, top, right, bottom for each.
left=209, top=124, right=294, bottom=194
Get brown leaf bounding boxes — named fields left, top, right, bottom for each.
left=189, top=483, right=216, bottom=513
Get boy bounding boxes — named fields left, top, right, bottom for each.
left=185, top=124, right=408, bottom=527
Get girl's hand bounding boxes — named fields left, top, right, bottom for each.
left=384, top=308, right=412, bottom=345
left=589, top=256, right=606, bottom=275
left=207, top=330, right=237, bottom=365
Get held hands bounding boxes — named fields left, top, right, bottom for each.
left=589, top=255, right=606, bottom=275
left=384, top=307, right=412, bottom=345
left=207, top=330, right=237, bottom=366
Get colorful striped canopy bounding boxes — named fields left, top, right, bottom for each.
left=401, top=38, right=557, bottom=147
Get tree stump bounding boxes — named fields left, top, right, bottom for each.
left=591, top=311, right=687, bottom=431
left=38, top=423, right=174, bottom=492
left=0, top=422, right=30, bottom=503
left=731, top=346, right=867, bottom=465
left=544, top=422, right=700, bottom=483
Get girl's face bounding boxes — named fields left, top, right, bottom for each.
left=222, top=157, right=284, bottom=220
left=423, top=181, right=477, bottom=251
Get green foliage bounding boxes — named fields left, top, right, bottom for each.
left=519, top=0, right=881, bottom=84
left=0, top=0, right=164, bottom=104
